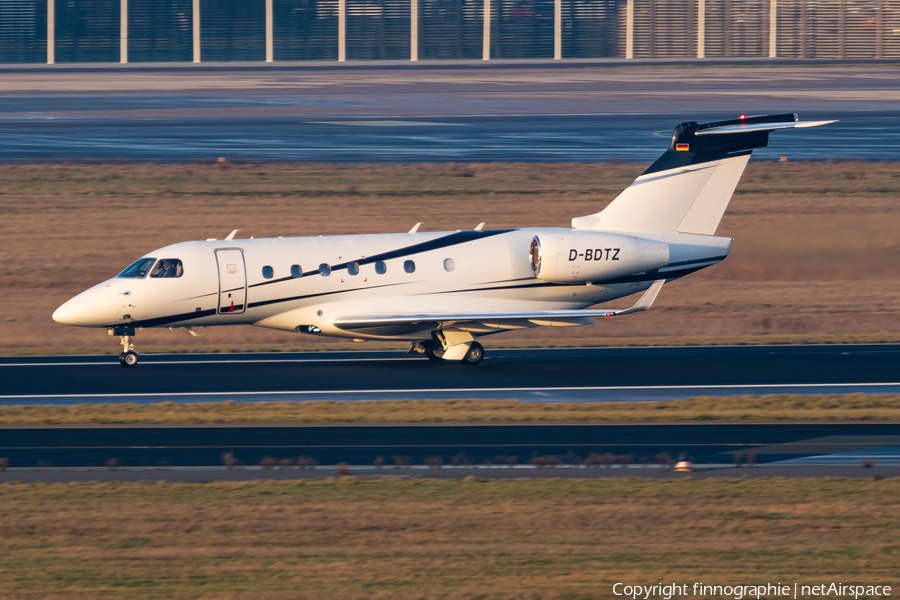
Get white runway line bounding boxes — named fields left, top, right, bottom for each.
left=3, top=382, right=900, bottom=401
left=0, top=358, right=415, bottom=367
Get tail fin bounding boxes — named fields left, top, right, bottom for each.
left=572, top=113, right=836, bottom=235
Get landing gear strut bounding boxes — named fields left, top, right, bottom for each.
left=110, top=326, right=139, bottom=367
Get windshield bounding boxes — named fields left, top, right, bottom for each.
left=117, top=258, right=156, bottom=278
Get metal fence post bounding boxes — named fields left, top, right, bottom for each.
left=769, top=0, right=776, bottom=57
left=47, top=0, right=55, bottom=64
left=411, top=0, right=418, bottom=60
left=697, top=0, right=705, bottom=57
left=339, top=0, right=346, bottom=61
left=120, top=0, right=128, bottom=63
left=266, top=0, right=273, bottom=62
left=193, top=0, right=201, bottom=62
left=626, top=0, right=634, bottom=58
left=838, top=0, right=845, bottom=58
left=482, top=0, right=490, bottom=59
left=554, top=0, right=561, bottom=59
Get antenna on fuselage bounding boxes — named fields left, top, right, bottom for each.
left=408, top=223, right=424, bottom=233
left=225, top=229, right=239, bottom=241
left=474, top=222, right=485, bottom=231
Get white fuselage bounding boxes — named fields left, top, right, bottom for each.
left=52, top=227, right=731, bottom=342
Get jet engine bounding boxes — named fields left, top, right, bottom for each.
left=529, top=231, right=669, bottom=284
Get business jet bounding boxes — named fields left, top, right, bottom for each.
left=53, top=113, right=833, bottom=366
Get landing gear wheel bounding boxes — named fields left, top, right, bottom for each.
left=461, top=342, right=484, bottom=365
left=423, top=341, right=445, bottom=362
left=120, top=351, right=139, bottom=367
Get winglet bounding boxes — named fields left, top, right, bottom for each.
left=608, top=280, right=665, bottom=316
left=409, top=222, right=424, bottom=233
left=225, top=229, right=239, bottom=241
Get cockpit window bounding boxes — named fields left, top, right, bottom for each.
left=117, top=258, right=156, bottom=278
left=150, top=259, right=184, bottom=278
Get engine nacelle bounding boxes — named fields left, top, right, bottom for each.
left=529, top=231, right=669, bottom=284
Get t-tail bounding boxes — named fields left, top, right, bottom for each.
left=572, top=113, right=836, bottom=234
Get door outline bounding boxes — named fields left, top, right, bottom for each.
left=215, top=248, right=248, bottom=315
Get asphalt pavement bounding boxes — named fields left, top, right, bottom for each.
left=3, top=465, right=899, bottom=483
left=1, top=62, right=898, bottom=161
left=1, top=421, right=898, bottom=469
left=1, top=345, right=898, bottom=403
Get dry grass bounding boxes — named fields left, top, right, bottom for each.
left=2, top=394, right=900, bottom=425
left=0, top=478, right=898, bottom=599
left=2, top=161, right=899, bottom=354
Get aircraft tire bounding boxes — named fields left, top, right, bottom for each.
left=121, top=351, right=139, bottom=367
left=461, top=342, right=484, bottom=365
left=423, top=341, right=445, bottom=362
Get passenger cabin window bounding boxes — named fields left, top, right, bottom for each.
left=118, top=258, right=156, bottom=279
left=375, top=261, right=387, bottom=275
left=319, top=264, right=331, bottom=277
left=150, top=259, right=184, bottom=278
left=443, top=258, right=455, bottom=272
left=262, top=266, right=274, bottom=279
left=290, top=265, right=302, bottom=278
left=403, top=260, right=415, bottom=274
left=348, top=262, right=359, bottom=276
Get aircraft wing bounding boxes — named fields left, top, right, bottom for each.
left=333, top=280, right=665, bottom=336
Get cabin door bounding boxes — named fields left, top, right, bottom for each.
left=215, top=249, right=247, bottom=314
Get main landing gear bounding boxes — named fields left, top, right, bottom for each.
left=110, top=326, right=139, bottom=367
left=462, top=342, right=485, bottom=365
left=423, top=340, right=444, bottom=362
left=414, top=340, right=485, bottom=365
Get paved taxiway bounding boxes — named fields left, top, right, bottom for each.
left=1, top=422, right=899, bottom=469
left=1, top=62, right=899, bottom=162
left=2, top=345, right=898, bottom=404
left=3, top=466, right=899, bottom=483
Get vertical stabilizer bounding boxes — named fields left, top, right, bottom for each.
left=572, top=114, right=836, bottom=235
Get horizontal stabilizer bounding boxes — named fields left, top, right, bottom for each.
left=696, top=120, right=837, bottom=135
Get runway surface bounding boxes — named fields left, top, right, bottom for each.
left=1, top=422, right=899, bottom=469
left=1, top=63, right=899, bottom=162
left=1, top=345, right=899, bottom=404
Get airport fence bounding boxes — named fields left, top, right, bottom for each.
left=0, top=0, right=898, bottom=63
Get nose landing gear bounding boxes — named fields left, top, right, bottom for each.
left=110, top=326, right=139, bottom=367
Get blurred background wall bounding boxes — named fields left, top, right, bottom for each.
left=1, top=0, right=898, bottom=63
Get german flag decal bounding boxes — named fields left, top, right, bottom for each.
left=675, top=143, right=690, bottom=152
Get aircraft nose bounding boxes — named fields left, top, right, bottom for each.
left=53, top=283, right=131, bottom=327
left=52, top=297, right=82, bottom=325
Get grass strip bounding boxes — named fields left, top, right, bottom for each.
left=0, top=478, right=897, bottom=599
left=3, top=394, right=899, bottom=425
left=3, top=160, right=900, bottom=355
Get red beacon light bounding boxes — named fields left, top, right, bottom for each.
left=739, top=114, right=747, bottom=120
